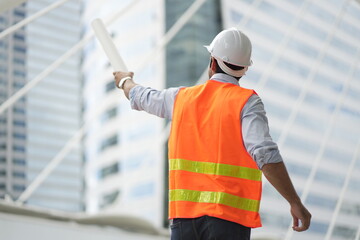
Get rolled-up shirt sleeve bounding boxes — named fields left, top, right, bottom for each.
left=241, top=94, right=283, bottom=169
left=129, top=85, right=180, bottom=120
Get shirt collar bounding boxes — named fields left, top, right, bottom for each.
left=210, top=73, right=239, bottom=86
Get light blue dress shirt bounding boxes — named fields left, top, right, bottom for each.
left=129, top=73, right=283, bottom=169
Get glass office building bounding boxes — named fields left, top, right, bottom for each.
left=25, top=0, right=83, bottom=211
left=221, top=0, right=360, bottom=239
left=82, top=0, right=166, bottom=228
left=165, top=0, right=222, bottom=88
left=0, top=4, right=27, bottom=201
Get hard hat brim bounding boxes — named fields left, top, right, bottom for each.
left=204, top=45, right=212, bottom=53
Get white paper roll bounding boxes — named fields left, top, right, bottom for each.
left=91, top=18, right=128, bottom=71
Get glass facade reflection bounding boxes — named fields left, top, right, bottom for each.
left=222, top=0, right=360, bottom=239
left=165, top=0, right=222, bottom=88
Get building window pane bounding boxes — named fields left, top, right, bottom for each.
left=323, top=54, right=350, bottom=73
left=100, top=190, right=120, bottom=208
left=339, top=20, right=360, bottom=39
left=230, top=9, right=242, bottom=23
left=101, top=134, right=118, bottom=151
left=330, top=36, right=356, bottom=56
left=13, top=171, right=26, bottom=179
left=13, top=133, right=26, bottom=139
left=102, top=106, right=117, bottom=123
left=13, top=184, right=26, bottom=192
left=13, top=159, right=26, bottom=165
left=308, top=221, right=328, bottom=234
left=307, top=193, right=337, bottom=209
left=246, top=19, right=284, bottom=42
left=298, top=20, right=327, bottom=40
left=308, top=3, right=336, bottom=23
left=333, top=225, right=357, bottom=239
left=341, top=201, right=360, bottom=216
left=105, top=81, right=115, bottom=92
left=13, top=120, right=25, bottom=127
left=286, top=162, right=311, bottom=177
left=98, top=162, right=119, bottom=180
left=287, top=38, right=319, bottom=58
left=130, top=182, right=154, bottom=198
left=278, top=57, right=309, bottom=77
left=258, top=1, right=293, bottom=23
left=13, top=46, right=26, bottom=53
left=14, top=9, right=25, bottom=17
left=13, top=145, right=25, bottom=152
left=314, top=170, right=344, bottom=187
left=265, top=77, right=300, bottom=98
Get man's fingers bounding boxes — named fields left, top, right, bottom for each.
left=290, top=202, right=312, bottom=232
left=301, top=217, right=311, bottom=231
left=293, top=218, right=310, bottom=232
left=293, top=225, right=306, bottom=232
left=292, top=217, right=299, bottom=230
left=113, top=71, right=133, bottom=79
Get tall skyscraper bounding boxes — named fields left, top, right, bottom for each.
left=82, top=0, right=166, bottom=228
left=221, top=0, right=360, bottom=239
left=24, top=0, right=83, bottom=211
left=165, top=0, right=222, bottom=88
left=0, top=3, right=27, bottom=201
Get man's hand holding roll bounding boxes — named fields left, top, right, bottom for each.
left=113, top=71, right=137, bottom=99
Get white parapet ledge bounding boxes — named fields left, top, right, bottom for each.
left=0, top=199, right=282, bottom=240
left=0, top=199, right=165, bottom=236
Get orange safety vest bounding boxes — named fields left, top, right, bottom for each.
left=168, top=80, right=262, bottom=228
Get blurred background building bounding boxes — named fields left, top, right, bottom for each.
left=165, top=0, right=222, bottom=88
left=1, top=0, right=360, bottom=239
left=0, top=3, right=27, bottom=202
left=220, top=1, right=360, bottom=239
left=25, top=0, right=83, bottom=212
left=82, top=0, right=166, bottom=228
left=0, top=0, right=83, bottom=212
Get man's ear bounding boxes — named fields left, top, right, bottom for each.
left=210, top=57, right=217, bottom=71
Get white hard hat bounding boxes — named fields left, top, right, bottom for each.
left=205, top=28, right=252, bottom=77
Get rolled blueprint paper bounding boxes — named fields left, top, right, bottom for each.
left=91, top=18, right=128, bottom=71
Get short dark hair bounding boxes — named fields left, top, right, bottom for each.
left=211, top=58, right=244, bottom=79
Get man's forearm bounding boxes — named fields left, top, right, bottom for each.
left=262, top=162, right=300, bottom=205
left=262, top=161, right=311, bottom=231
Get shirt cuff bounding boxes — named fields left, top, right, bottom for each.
left=255, top=148, right=283, bottom=170
left=129, top=85, right=146, bottom=110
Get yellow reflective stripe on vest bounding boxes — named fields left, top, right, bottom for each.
left=170, top=189, right=260, bottom=212
left=169, top=158, right=261, bottom=181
